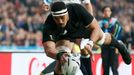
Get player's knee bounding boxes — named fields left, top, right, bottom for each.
left=102, top=33, right=112, bottom=45
left=97, top=33, right=108, bottom=45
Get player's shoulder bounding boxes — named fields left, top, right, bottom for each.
left=44, top=15, right=56, bottom=29
left=67, top=3, right=84, bottom=10
left=67, top=2, right=82, bottom=6
left=45, top=14, right=55, bottom=24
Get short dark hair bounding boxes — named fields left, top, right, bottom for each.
left=51, top=1, right=67, bottom=12
left=101, top=6, right=112, bottom=13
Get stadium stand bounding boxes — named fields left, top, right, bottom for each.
left=0, top=0, right=133, bottom=51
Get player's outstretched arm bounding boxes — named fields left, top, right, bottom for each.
left=86, top=18, right=104, bottom=44
left=43, top=41, right=57, bottom=59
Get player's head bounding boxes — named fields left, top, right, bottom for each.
left=102, top=6, right=112, bottom=18
left=51, top=1, right=69, bottom=28
left=42, top=0, right=52, bottom=11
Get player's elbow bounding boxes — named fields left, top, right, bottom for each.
left=43, top=46, right=51, bottom=57
left=89, top=18, right=104, bottom=38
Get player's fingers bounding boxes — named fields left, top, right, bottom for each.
left=91, top=54, right=95, bottom=62
left=85, top=45, right=93, bottom=55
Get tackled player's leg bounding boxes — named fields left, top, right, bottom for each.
left=98, top=33, right=131, bottom=65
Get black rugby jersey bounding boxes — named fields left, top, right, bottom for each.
left=42, top=3, right=94, bottom=42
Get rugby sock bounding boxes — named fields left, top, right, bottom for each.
left=80, top=57, right=93, bottom=75
left=109, top=36, right=131, bottom=64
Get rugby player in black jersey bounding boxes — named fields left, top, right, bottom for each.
left=41, top=0, right=94, bottom=75
left=42, top=1, right=131, bottom=75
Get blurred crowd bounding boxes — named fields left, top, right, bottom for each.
left=92, top=0, right=134, bottom=50
left=0, top=0, right=134, bottom=49
left=0, top=0, right=45, bottom=46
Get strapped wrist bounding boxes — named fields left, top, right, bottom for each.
left=87, top=40, right=94, bottom=48
left=80, top=38, right=94, bottom=49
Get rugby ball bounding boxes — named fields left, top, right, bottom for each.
left=61, top=56, right=82, bottom=75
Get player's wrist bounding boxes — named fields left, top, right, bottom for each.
left=80, top=38, right=94, bottom=50
left=87, top=40, right=94, bottom=48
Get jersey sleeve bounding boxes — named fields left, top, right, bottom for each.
left=42, top=15, right=54, bottom=43
left=76, top=4, right=94, bottom=26
left=42, top=25, right=53, bottom=43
